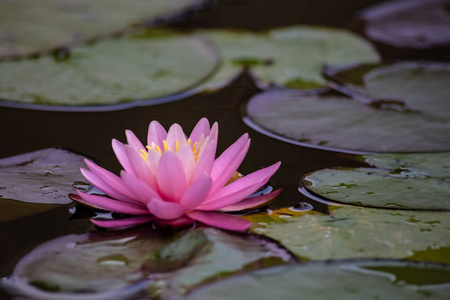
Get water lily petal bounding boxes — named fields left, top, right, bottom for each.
left=189, top=117, right=211, bottom=143
left=91, top=215, right=155, bottom=228
left=176, top=144, right=196, bottom=184
left=187, top=210, right=251, bottom=231
left=81, top=168, right=132, bottom=203
left=147, top=120, right=167, bottom=149
left=193, top=137, right=217, bottom=181
left=120, top=171, right=160, bottom=205
left=157, top=151, right=187, bottom=202
left=202, top=162, right=281, bottom=210
left=84, top=159, right=138, bottom=201
left=77, top=191, right=148, bottom=215
left=154, top=215, right=195, bottom=230
left=147, top=197, right=186, bottom=220
left=220, top=189, right=282, bottom=212
left=209, top=134, right=250, bottom=195
left=125, top=145, right=158, bottom=191
left=112, top=139, right=135, bottom=176
left=180, top=173, right=213, bottom=210
left=166, top=123, right=187, bottom=150
left=125, top=130, right=145, bottom=150
left=69, top=193, right=106, bottom=210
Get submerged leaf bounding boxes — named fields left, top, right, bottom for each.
left=186, top=260, right=450, bottom=300
left=302, top=153, right=450, bottom=210
left=245, top=206, right=450, bottom=263
left=0, top=148, right=87, bottom=222
left=0, top=0, right=210, bottom=59
left=0, top=29, right=218, bottom=108
left=2, top=227, right=295, bottom=299
left=200, top=26, right=380, bottom=90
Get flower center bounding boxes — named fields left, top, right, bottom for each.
left=139, top=138, right=202, bottom=162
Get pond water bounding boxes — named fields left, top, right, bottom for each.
left=1, top=0, right=449, bottom=299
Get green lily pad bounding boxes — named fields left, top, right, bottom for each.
left=0, top=0, right=209, bottom=59
left=358, top=0, right=450, bottom=50
left=302, top=153, right=450, bottom=210
left=0, top=148, right=87, bottom=222
left=245, top=206, right=450, bottom=263
left=245, top=85, right=450, bottom=153
left=186, top=260, right=450, bottom=300
left=0, top=29, right=218, bottom=109
left=2, top=227, right=295, bottom=299
left=0, top=30, right=218, bottom=109
left=200, top=26, right=380, bottom=90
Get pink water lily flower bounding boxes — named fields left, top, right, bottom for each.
left=71, top=118, right=281, bottom=231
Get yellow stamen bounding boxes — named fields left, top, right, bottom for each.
left=192, top=141, right=198, bottom=153
left=155, top=145, right=162, bottom=154
left=175, top=140, right=179, bottom=152
left=163, top=140, right=169, bottom=151
left=139, top=149, right=148, bottom=162
left=186, top=138, right=191, bottom=146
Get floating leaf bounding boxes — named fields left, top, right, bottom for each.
left=358, top=0, right=450, bottom=50
left=245, top=206, right=450, bottom=262
left=0, top=148, right=87, bottom=222
left=186, top=260, right=450, bottom=300
left=302, top=153, right=450, bottom=210
left=2, top=227, right=295, bottom=299
left=0, top=29, right=218, bottom=109
left=0, top=0, right=209, bottom=59
left=200, top=26, right=380, bottom=90
left=245, top=82, right=450, bottom=153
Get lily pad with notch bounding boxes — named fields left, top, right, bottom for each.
left=199, top=26, right=380, bottom=90
left=0, top=29, right=219, bottom=110
left=0, top=148, right=88, bottom=222
left=244, top=67, right=450, bottom=152
left=301, top=152, right=450, bottom=210
left=245, top=206, right=450, bottom=263
left=1, top=227, right=296, bottom=299
left=0, top=0, right=211, bottom=59
left=185, top=259, right=450, bottom=300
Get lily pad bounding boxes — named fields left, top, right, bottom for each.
left=302, top=153, right=450, bottom=210
left=245, top=206, right=450, bottom=262
left=358, top=0, right=450, bottom=50
left=0, top=148, right=87, bottom=222
left=200, top=26, right=380, bottom=90
left=0, top=0, right=209, bottom=59
left=186, top=260, right=450, bottom=300
left=0, top=29, right=218, bottom=109
left=244, top=85, right=450, bottom=153
left=2, top=227, right=295, bottom=299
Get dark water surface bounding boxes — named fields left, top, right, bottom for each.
left=0, top=0, right=391, bottom=298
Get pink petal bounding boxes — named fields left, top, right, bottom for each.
left=91, top=216, right=155, bottom=228
left=81, top=168, right=131, bottom=203
left=84, top=159, right=138, bottom=201
left=201, top=162, right=281, bottom=210
left=70, top=193, right=106, bottom=210
left=154, top=215, right=195, bottom=230
left=157, top=151, right=187, bottom=202
left=187, top=211, right=251, bottom=231
left=193, top=138, right=217, bottom=181
left=147, top=120, right=167, bottom=149
left=77, top=191, right=149, bottom=215
left=120, top=171, right=161, bottom=205
left=180, top=173, right=212, bottom=210
left=175, top=144, right=196, bottom=184
left=189, top=118, right=211, bottom=143
left=126, top=130, right=145, bottom=150
left=209, top=134, right=250, bottom=195
left=147, top=197, right=186, bottom=220
left=124, top=145, right=158, bottom=191
left=220, top=189, right=282, bottom=212
left=112, top=139, right=135, bottom=176
left=166, top=123, right=187, bottom=150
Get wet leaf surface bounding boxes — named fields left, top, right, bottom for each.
left=0, top=30, right=218, bottom=108
left=200, top=26, right=380, bottom=90
left=302, top=153, right=450, bottom=210
left=186, top=260, right=450, bottom=300
left=1, top=227, right=296, bottom=299
left=245, top=64, right=450, bottom=153
left=0, top=148, right=87, bottom=222
left=245, top=206, right=450, bottom=262
left=0, top=0, right=209, bottom=59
